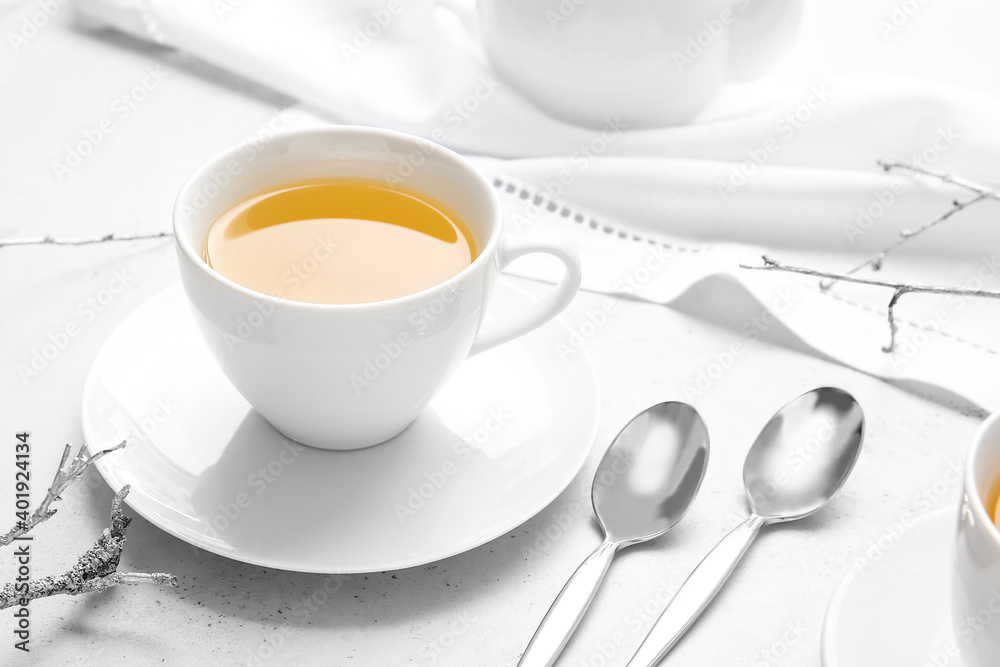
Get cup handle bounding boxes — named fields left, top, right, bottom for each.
left=469, top=234, right=582, bottom=356
left=725, top=0, right=804, bottom=82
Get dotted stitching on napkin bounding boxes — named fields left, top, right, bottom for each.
left=135, top=0, right=168, bottom=44
left=491, top=177, right=999, bottom=357
left=820, top=287, right=1000, bottom=356
left=491, top=176, right=707, bottom=254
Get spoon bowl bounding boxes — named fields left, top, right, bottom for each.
left=518, top=401, right=710, bottom=667
left=595, top=402, right=710, bottom=543
left=744, top=387, right=864, bottom=520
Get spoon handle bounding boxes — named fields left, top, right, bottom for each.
left=626, top=515, right=766, bottom=667
left=518, top=538, right=619, bottom=667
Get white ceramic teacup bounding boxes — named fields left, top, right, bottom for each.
left=173, top=126, right=581, bottom=450
left=953, top=411, right=1000, bottom=665
left=477, top=0, right=804, bottom=128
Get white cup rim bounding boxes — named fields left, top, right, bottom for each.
left=967, top=411, right=1000, bottom=550
left=172, top=125, right=503, bottom=312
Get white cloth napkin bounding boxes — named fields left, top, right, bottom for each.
left=77, top=0, right=1000, bottom=409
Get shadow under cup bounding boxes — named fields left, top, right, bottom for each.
left=172, top=127, right=504, bottom=450
left=953, top=412, right=1000, bottom=666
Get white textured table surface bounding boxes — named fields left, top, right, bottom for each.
left=0, top=4, right=992, bottom=666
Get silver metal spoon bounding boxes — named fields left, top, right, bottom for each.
left=518, top=402, right=710, bottom=667
left=627, top=387, right=864, bottom=667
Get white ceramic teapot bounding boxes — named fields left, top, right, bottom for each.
left=477, top=0, right=804, bottom=128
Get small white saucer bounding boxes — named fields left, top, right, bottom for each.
left=822, top=507, right=963, bottom=666
left=81, top=282, right=599, bottom=573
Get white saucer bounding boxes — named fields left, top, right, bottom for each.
left=81, top=282, right=599, bottom=573
left=822, top=507, right=963, bottom=666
